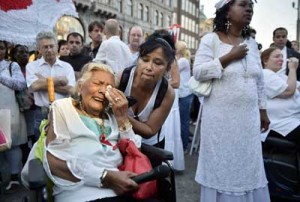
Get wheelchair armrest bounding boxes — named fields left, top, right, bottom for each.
left=28, top=158, right=47, bottom=190
left=141, top=143, right=174, bottom=162
left=265, top=136, right=298, bottom=150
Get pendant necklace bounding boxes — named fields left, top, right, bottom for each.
left=79, top=102, right=114, bottom=147
left=227, top=34, right=248, bottom=82
left=79, top=101, right=104, bottom=126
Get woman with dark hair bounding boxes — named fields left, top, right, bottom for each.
left=117, top=30, right=175, bottom=150
left=260, top=47, right=300, bottom=143
left=193, top=0, right=270, bottom=201
left=0, top=41, right=27, bottom=193
left=57, top=39, right=69, bottom=57
left=11, top=45, right=35, bottom=165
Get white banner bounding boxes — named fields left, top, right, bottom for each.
left=0, top=0, right=78, bottom=45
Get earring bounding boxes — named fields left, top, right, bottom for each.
left=225, top=20, right=231, bottom=33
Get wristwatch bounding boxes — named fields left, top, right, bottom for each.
left=100, top=169, right=108, bottom=187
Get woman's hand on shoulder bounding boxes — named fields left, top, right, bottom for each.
left=102, top=170, right=138, bottom=195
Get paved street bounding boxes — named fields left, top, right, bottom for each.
left=0, top=152, right=200, bottom=202
left=0, top=123, right=200, bottom=202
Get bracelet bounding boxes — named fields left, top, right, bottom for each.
left=100, top=169, right=108, bottom=187
left=118, top=120, right=132, bottom=132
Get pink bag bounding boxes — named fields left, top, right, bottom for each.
left=0, top=109, right=11, bottom=152
left=118, top=138, right=157, bottom=200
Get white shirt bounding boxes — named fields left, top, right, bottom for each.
left=261, top=69, right=300, bottom=141
left=177, top=57, right=192, bottom=98
left=26, top=57, right=76, bottom=107
left=94, top=36, right=132, bottom=74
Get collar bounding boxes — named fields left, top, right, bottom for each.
left=38, top=57, right=63, bottom=68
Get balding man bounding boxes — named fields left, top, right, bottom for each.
left=128, top=26, right=144, bottom=65
left=94, top=19, right=131, bottom=73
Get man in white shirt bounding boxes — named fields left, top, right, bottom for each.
left=93, top=19, right=132, bottom=73
left=273, top=27, right=300, bottom=80
left=26, top=31, right=76, bottom=140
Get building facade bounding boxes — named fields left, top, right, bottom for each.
left=55, top=0, right=175, bottom=44
left=175, top=0, right=200, bottom=54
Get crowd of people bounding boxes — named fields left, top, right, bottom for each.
left=1, top=0, right=300, bottom=201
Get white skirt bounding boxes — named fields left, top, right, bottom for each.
left=200, top=185, right=270, bottom=202
left=163, top=90, right=185, bottom=171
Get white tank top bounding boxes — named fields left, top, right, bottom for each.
left=124, top=66, right=164, bottom=145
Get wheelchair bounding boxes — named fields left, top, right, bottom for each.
left=263, top=134, right=300, bottom=201
left=25, top=142, right=176, bottom=202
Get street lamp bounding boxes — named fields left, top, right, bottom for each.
left=292, top=0, right=300, bottom=41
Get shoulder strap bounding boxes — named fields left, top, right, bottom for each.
left=118, top=65, right=135, bottom=92
left=8, top=62, right=13, bottom=77
left=153, top=77, right=168, bottom=110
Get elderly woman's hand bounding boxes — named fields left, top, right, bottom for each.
left=102, top=170, right=139, bottom=195
left=105, top=85, right=130, bottom=125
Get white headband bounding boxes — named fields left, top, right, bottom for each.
left=215, top=0, right=232, bottom=10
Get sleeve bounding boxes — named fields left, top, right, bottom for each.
left=250, top=39, right=267, bottom=109
left=192, top=33, right=223, bottom=81
left=65, top=64, right=76, bottom=87
left=263, top=69, right=288, bottom=99
left=0, top=62, right=26, bottom=91
left=43, top=103, right=112, bottom=190
left=26, top=62, right=38, bottom=88
left=119, top=128, right=142, bottom=148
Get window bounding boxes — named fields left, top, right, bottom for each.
left=144, top=6, right=149, bottom=22
left=167, top=15, right=171, bottom=27
left=159, top=12, right=163, bottom=26
left=116, top=0, right=122, bottom=12
left=155, top=10, right=159, bottom=25
left=138, top=3, right=143, bottom=20
left=55, top=16, right=84, bottom=41
left=127, top=0, right=133, bottom=16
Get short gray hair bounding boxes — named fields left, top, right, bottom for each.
left=36, top=31, right=57, bottom=48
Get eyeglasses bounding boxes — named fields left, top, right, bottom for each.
left=42, top=44, right=56, bottom=50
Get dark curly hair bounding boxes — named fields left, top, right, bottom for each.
left=213, top=0, right=251, bottom=38
left=0, top=40, right=8, bottom=60
left=139, top=29, right=175, bottom=71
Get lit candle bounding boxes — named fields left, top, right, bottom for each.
left=47, top=77, right=55, bottom=103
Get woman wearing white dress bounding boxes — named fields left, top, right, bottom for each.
left=193, top=0, right=270, bottom=201
left=163, top=60, right=185, bottom=171
left=260, top=47, right=300, bottom=143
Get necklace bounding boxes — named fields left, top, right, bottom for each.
left=79, top=101, right=114, bottom=147
left=226, top=34, right=249, bottom=82
left=79, top=101, right=103, bottom=126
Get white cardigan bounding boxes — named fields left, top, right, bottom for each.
left=43, top=98, right=141, bottom=202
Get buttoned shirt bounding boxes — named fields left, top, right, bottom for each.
left=26, top=57, right=76, bottom=107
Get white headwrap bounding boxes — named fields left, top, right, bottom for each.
left=215, top=0, right=232, bottom=10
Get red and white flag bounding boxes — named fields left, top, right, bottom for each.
left=0, top=0, right=78, bottom=45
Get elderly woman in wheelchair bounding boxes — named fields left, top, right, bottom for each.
left=23, top=62, right=146, bottom=202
